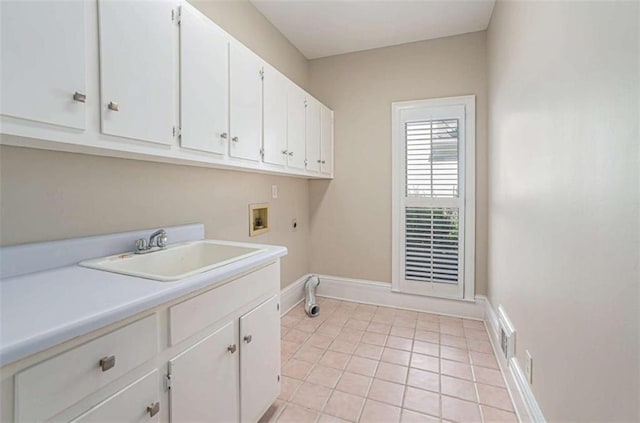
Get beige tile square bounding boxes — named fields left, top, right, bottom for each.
left=326, top=316, right=349, bottom=326
left=413, top=340, right=439, bottom=357
left=410, top=353, right=439, bottom=373
left=298, top=318, right=324, bottom=333
left=441, top=395, right=481, bottom=423
left=470, top=350, right=499, bottom=369
left=335, top=371, right=372, bottom=397
left=407, top=368, right=439, bottom=392
left=346, top=356, right=378, bottom=377
left=281, top=315, right=302, bottom=327
left=381, top=347, right=411, bottom=366
left=417, top=312, right=440, bottom=322
left=441, top=375, right=477, bottom=402
left=386, top=335, right=413, bottom=351
left=481, top=405, right=518, bottom=423
left=318, top=323, right=343, bottom=337
left=306, top=364, right=343, bottom=388
left=464, top=328, right=489, bottom=341
left=352, top=311, right=375, bottom=322
left=276, top=404, right=319, bottom=423
left=337, top=328, right=365, bottom=342
left=414, top=330, right=439, bottom=344
left=403, top=387, right=440, bottom=416
left=290, top=381, right=332, bottom=410
left=439, top=334, right=467, bottom=349
left=354, top=343, right=384, bottom=360
left=284, top=329, right=311, bottom=345
left=375, top=362, right=408, bottom=384
left=367, top=378, right=405, bottom=407
left=282, top=358, right=314, bottom=380
left=324, top=390, right=365, bottom=422
left=463, top=319, right=485, bottom=330
left=476, top=384, right=514, bottom=411
left=280, top=326, right=291, bottom=339
left=441, top=359, right=473, bottom=381
left=278, top=376, right=302, bottom=401
left=440, top=345, right=470, bottom=363
left=320, top=350, right=351, bottom=370
left=294, top=345, right=325, bottom=363
left=361, top=331, right=387, bottom=346
left=473, top=366, right=505, bottom=387
left=307, top=333, right=335, bottom=349
left=390, top=326, right=416, bottom=339
left=317, top=414, right=351, bottom=423
left=439, top=323, right=464, bottom=337
left=467, top=339, right=493, bottom=354
left=345, top=319, right=369, bottom=330
left=360, top=399, right=402, bottom=423
left=393, top=316, right=417, bottom=329
left=367, top=322, right=392, bottom=334
left=329, top=339, right=358, bottom=354
left=400, top=408, right=439, bottom=423
left=416, top=320, right=440, bottom=332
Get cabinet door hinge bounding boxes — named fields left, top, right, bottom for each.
left=304, top=159, right=308, bottom=167
left=173, top=126, right=181, bottom=138
left=164, top=374, right=172, bottom=391
left=172, top=7, right=181, bottom=24
left=304, top=100, right=308, bottom=108
left=277, top=374, right=280, bottom=382
left=259, top=147, right=265, bottom=158
left=277, top=303, right=280, bottom=311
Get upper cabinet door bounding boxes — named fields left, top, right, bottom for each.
left=180, top=5, right=228, bottom=155
left=240, top=295, right=280, bottom=423
left=229, top=43, right=262, bottom=162
left=0, top=1, right=86, bottom=130
left=321, top=106, right=334, bottom=175
left=262, top=66, right=287, bottom=166
left=98, top=0, right=176, bottom=145
left=286, top=84, right=306, bottom=170
left=305, top=97, right=321, bottom=173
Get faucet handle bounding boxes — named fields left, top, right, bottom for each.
left=156, top=233, right=168, bottom=248
left=135, top=238, right=147, bottom=251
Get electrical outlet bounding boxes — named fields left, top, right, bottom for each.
left=291, top=218, right=297, bottom=232
left=271, top=185, right=278, bottom=199
left=525, top=350, right=533, bottom=384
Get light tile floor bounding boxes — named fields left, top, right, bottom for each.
left=261, top=297, right=518, bottom=423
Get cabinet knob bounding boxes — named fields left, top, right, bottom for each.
left=107, top=101, right=119, bottom=111
left=288, top=151, right=294, bottom=157
left=232, top=136, right=239, bottom=142
left=146, top=402, right=160, bottom=418
left=281, top=150, right=288, bottom=155
left=322, top=160, right=326, bottom=164
left=99, top=355, right=116, bottom=372
left=220, top=132, right=228, bottom=139
left=227, top=344, right=237, bottom=354
left=317, top=159, right=321, bottom=163
left=243, top=335, right=252, bottom=344
left=73, top=92, right=86, bottom=103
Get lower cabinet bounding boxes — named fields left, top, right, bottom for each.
left=169, top=321, right=239, bottom=423
left=71, top=370, right=160, bottom=423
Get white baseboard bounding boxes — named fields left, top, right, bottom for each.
left=483, top=297, right=546, bottom=423
left=314, top=274, right=486, bottom=320
left=280, top=274, right=308, bottom=316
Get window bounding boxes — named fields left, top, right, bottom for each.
left=392, top=96, right=475, bottom=300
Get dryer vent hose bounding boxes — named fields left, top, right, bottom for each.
left=304, top=275, right=321, bottom=318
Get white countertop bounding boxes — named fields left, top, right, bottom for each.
left=0, top=225, right=287, bottom=366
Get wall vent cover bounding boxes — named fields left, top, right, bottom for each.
left=497, top=305, right=516, bottom=360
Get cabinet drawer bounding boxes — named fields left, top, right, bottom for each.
left=14, top=314, right=158, bottom=422
left=71, top=370, right=160, bottom=423
left=169, top=262, right=279, bottom=345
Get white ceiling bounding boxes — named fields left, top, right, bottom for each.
left=251, top=0, right=495, bottom=59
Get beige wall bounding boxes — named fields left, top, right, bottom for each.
left=487, top=1, right=639, bottom=421
left=307, top=32, right=489, bottom=295
left=0, top=0, right=311, bottom=287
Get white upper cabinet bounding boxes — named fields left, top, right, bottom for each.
left=263, top=66, right=288, bottom=166
left=305, top=96, right=322, bottom=173
left=179, top=4, right=229, bottom=155
left=0, top=0, right=86, bottom=130
left=98, top=0, right=176, bottom=145
left=286, top=84, right=307, bottom=170
left=321, top=105, right=334, bottom=175
left=229, top=43, right=263, bottom=162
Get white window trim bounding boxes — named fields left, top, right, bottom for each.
left=391, top=95, right=476, bottom=301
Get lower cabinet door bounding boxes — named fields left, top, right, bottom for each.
left=71, top=370, right=160, bottom=422
left=169, top=321, right=239, bottom=423
left=240, top=295, right=281, bottom=422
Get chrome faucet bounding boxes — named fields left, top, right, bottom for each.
left=135, top=229, right=168, bottom=254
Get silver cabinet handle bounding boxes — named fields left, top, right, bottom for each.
left=146, top=402, right=160, bottom=418
left=232, top=136, right=239, bottom=142
left=73, top=92, right=86, bottom=103
left=243, top=335, right=252, bottom=343
left=227, top=344, right=237, bottom=354
left=107, top=101, right=119, bottom=111
left=220, top=132, right=228, bottom=139
left=99, top=355, right=116, bottom=372
left=288, top=151, right=294, bottom=156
